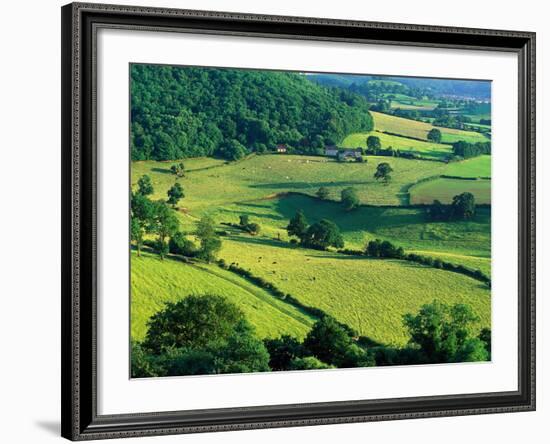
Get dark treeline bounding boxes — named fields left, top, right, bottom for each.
left=131, top=65, right=374, bottom=161
left=131, top=294, right=491, bottom=377
left=452, top=140, right=491, bottom=159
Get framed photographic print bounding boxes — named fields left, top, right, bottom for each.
left=61, top=2, right=536, bottom=440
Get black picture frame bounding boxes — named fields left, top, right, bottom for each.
left=61, top=2, right=536, bottom=440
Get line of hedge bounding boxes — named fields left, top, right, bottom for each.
left=337, top=245, right=491, bottom=286
left=218, top=260, right=358, bottom=336
left=380, top=130, right=454, bottom=146
left=440, top=174, right=491, bottom=181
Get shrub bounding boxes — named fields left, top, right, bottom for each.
left=168, top=232, right=198, bottom=257
left=288, top=356, right=334, bottom=370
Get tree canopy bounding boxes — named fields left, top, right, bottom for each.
left=451, top=192, right=476, bottom=220
left=403, top=300, right=488, bottom=363
left=286, top=210, right=308, bottom=241
left=167, top=182, right=184, bottom=208
left=341, top=187, right=360, bottom=211
left=196, top=215, right=222, bottom=262
left=374, top=162, right=394, bottom=183
left=131, top=65, right=374, bottom=160
left=366, top=135, right=382, bottom=153
left=427, top=128, right=442, bottom=143
left=139, top=295, right=270, bottom=376
left=302, top=219, right=344, bottom=250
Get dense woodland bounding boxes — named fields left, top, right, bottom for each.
left=131, top=65, right=374, bottom=161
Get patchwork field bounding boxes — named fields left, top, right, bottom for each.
left=131, top=149, right=491, bottom=349
left=409, top=250, right=491, bottom=277
left=390, top=100, right=438, bottom=111
left=444, top=155, right=491, bottom=178
left=131, top=251, right=315, bottom=342
left=218, top=236, right=490, bottom=346
left=132, top=154, right=449, bottom=215
left=219, top=194, right=491, bottom=257
left=410, top=178, right=491, bottom=205
left=342, top=131, right=452, bottom=160
left=371, top=111, right=489, bottom=144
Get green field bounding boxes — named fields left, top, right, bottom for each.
left=445, top=155, right=491, bottom=178
left=219, top=194, right=490, bottom=257
left=370, top=111, right=489, bottom=144
left=410, top=178, right=491, bottom=205
left=131, top=251, right=315, bottom=342
left=132, top=153, right=490, bottom=256
left=409, top=250, right=491, bottom=277
left=342, top=131, right=452, bottom=160
left=131, top=151, right=491, bottom=349
left=390, top=100, right=438, bottom=111
left=132, top=154, right=449, bottom=215
left=464, top=113, right=491, bottom=123
left=464, top=122, right=491, bottom=131
left=217, top=236, right=490, bottom=346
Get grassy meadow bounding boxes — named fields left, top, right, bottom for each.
left=370, top=111, right=489, bottom=144
left=131, top=251, right=315, bottom=342
left=218, top=236, right=490, bottom=346
left=341, top=131, right=453, bottom=160
left=444, top=155, right=491, bottom=178
left=410, top=178, right=491, bottom=205
left=131, top=152, right=491, bottom=347
left=132, top=154, right=449, bottom=213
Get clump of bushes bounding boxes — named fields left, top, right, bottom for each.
left=168, top=232, right=198, bottom=257
left=365, top=239, right=404, bottom=259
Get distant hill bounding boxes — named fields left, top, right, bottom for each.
left=307, top=73, right=491, bottom=99
left=131, top=65, right=374, bottom=161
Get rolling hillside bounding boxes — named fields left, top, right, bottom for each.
left=371, top=111, right=489, bottom=144
left=218, top=236, right=490, bottom=346
left=131, top=251, right=315, bottom=341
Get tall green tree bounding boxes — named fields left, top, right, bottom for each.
left=403, top=300, right=488, bottom=363
left=196, top=215, right=222, bottom=262
left=138, top=295, right=270, bottom=376
left=137, top=174, right=154, bottom=196
left=302, top=219, right=344, bottom=250
left=152, top=201, right=180, bottom=259
left=264, top=335, right=305, bottom=371
left=427, top=128, right=442, bottom=143
left=286, top=210, right=308, bottom=241
left=341, top=187, right=360, bottom=211
left=366, top=135, right=382, bottom=153
left=374, top=162, right=394, bottom=183
left=221, top=139, right=247, bottom=161
left=170, top=162, right=185, bottom=177
left=167, top=182, right=185, bottom=208
left=303, top=316, right=353, bottom=367
left=143, top=295, right=245, bottom=354
left=451, top=192, right=476, bottom=220
left=130, top=192, right=155, bottom=256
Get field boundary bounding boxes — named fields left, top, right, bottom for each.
left=237, top=189, right=492, bottom=211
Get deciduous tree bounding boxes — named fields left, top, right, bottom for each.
left=167, top=182, right=185, bottom=208
left=341, top=187, right=360, bottom=211
left=137, top=174, right=154, bottom=196
left=427, top=128, right=442, bottom=143
left=286, top=210, right=308, bottom=241
left=374, top=162, right=393, bottom=183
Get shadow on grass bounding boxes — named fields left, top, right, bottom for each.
left=151, top=167, right=173, bottom=175
left=249, top=180, right=372, bottom=190
left=227, top=234, right=297, bottom=251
